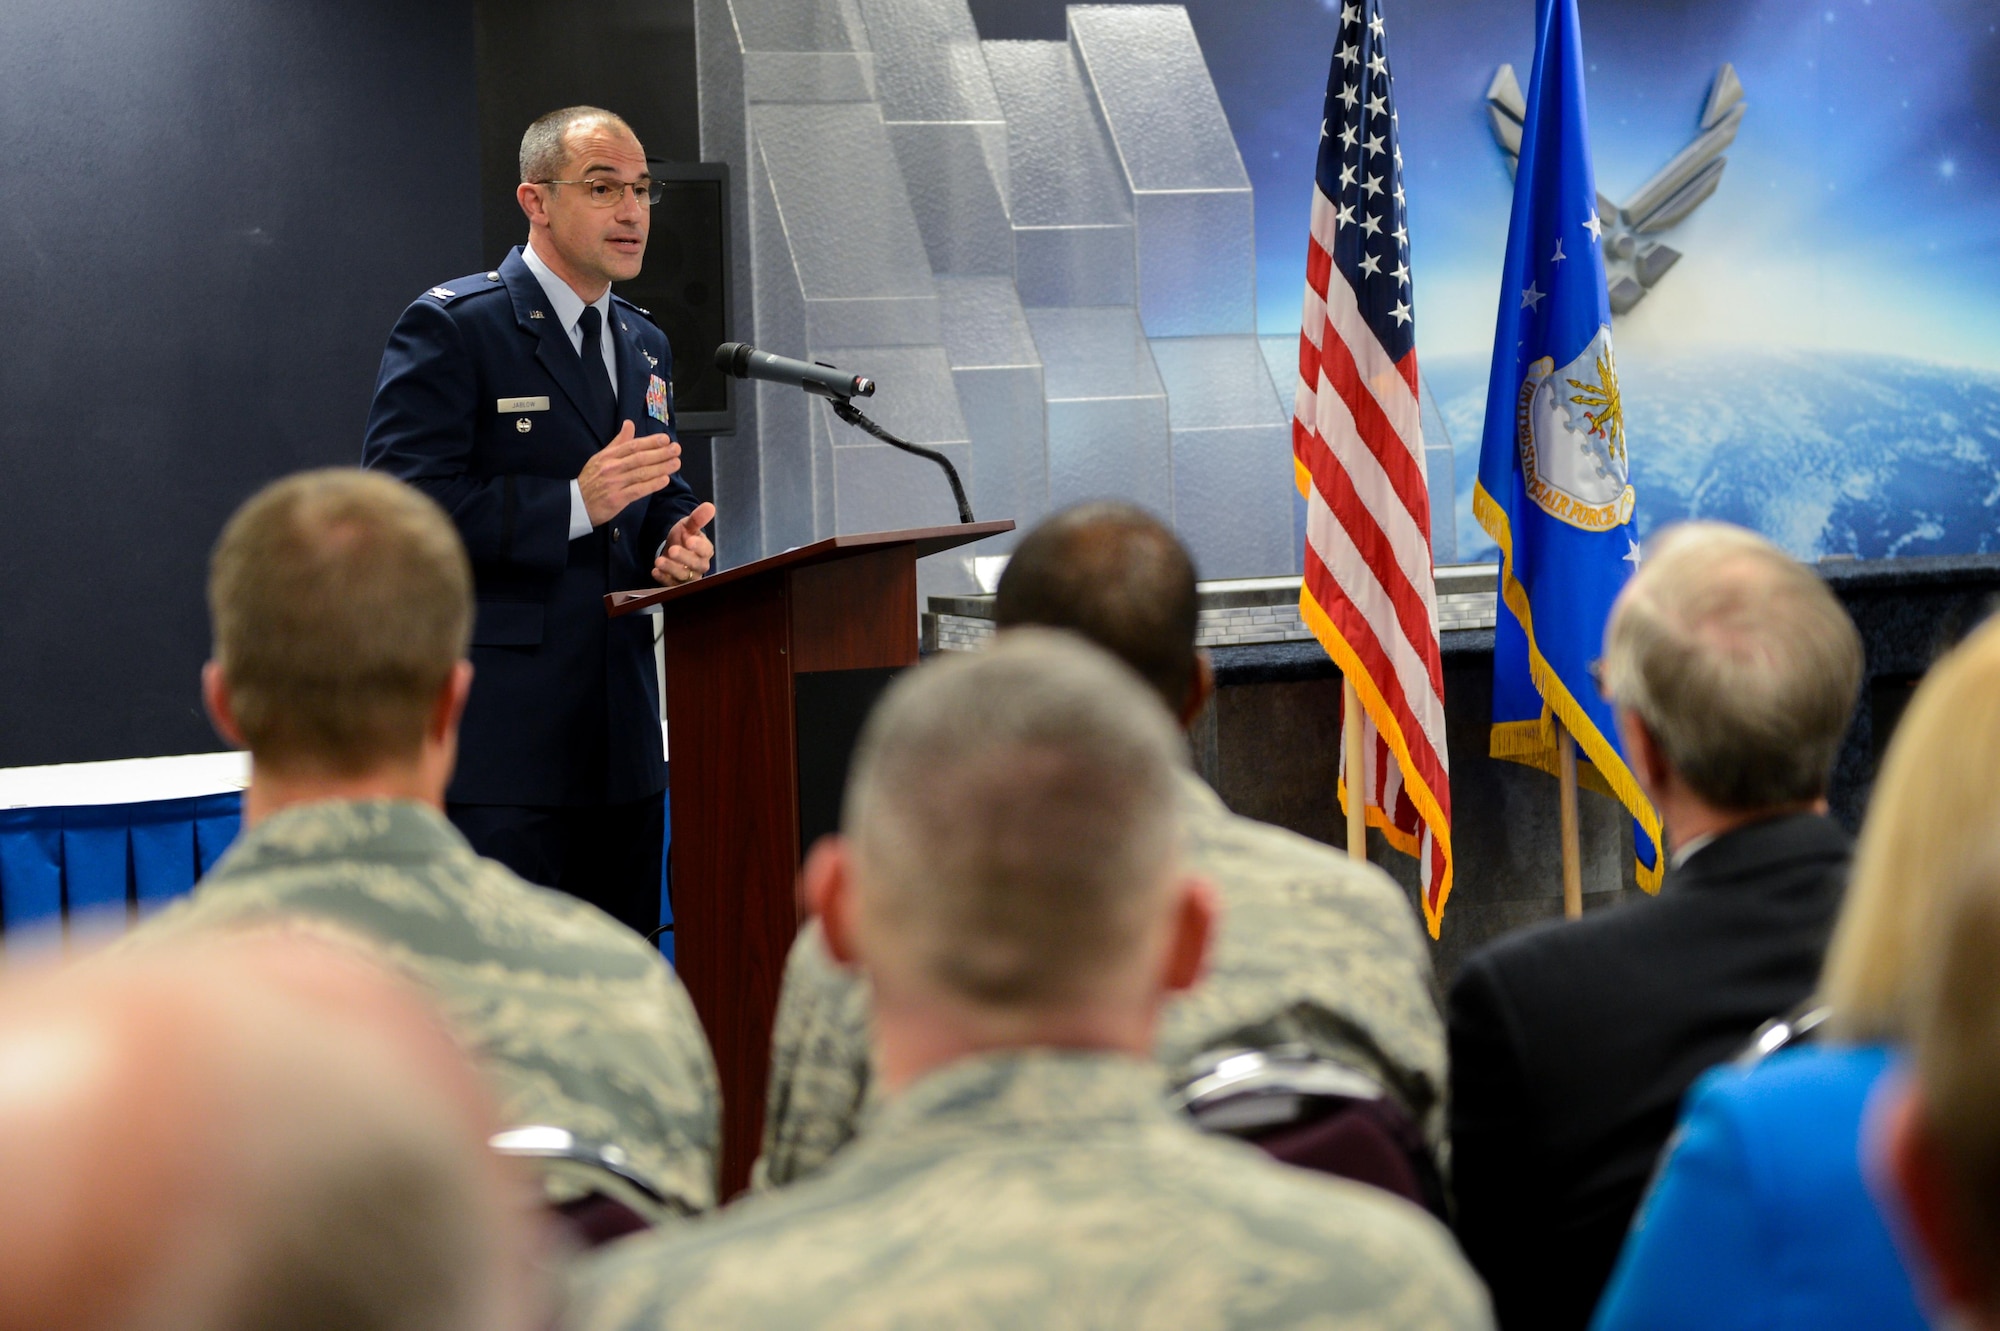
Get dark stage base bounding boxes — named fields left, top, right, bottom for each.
left=1195, top=553, right=2000, bottom=985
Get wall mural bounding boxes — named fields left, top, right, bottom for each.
left=1199, top=0, right=2000, bottom=564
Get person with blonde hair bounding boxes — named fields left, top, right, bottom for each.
left=1591, top=616, right=2000, bottom=1329
left=1882, top=830, right=2000, bottom=1329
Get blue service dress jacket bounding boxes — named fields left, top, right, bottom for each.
left=1590, top=1044, right=1928, bottom=1331
left=362, top=246, right=698, bottom=807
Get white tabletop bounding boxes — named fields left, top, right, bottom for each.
left=1, top=719, right=670, bottom=810
left=0, top=751, right=248, bottom=811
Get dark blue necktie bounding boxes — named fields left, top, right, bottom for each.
left=576, top=305, right=618, bottom=440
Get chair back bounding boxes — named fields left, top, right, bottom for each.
left=489, top=1125, right=676, bottom=1249
left=1736, top=1000, right=1832, bottom=1067
left=1171, top=1046, right=1446, bottom=1218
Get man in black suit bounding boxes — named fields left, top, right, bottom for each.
left=1448, top=521, right=1865, bottom=1331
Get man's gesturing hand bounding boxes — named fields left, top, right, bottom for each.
left=578, top=420, right=681, bottom=527
left=653, top=502, right=716, bottom=587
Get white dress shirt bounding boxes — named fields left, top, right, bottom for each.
left=521, top=241, right=618, bottom=540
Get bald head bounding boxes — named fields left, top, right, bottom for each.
left=841, top=630, right=1191, bottom=1017
left=994, top=504, right=1200, bottom=711
left=0, top=933, right=539, bottom=1331
left=1600, top=521, right=1862, bottom=810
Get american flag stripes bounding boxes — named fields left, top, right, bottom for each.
left=1292, top=0, right=1453, bottom=934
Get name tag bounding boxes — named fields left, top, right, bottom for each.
left=496, top=396, right=550, bottom=413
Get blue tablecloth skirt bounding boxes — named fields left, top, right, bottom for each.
left=0, top=793, right=243, bottom=934
left=0, top=789, right=674, bottom=955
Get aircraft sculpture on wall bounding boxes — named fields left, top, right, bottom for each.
left=1486, top=63, right=1745, bottom=316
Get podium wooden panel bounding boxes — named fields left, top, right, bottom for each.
left=608, top=520, right=1011, bottom=1196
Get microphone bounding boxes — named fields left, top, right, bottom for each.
left=713, top=342, right=875, bottom=401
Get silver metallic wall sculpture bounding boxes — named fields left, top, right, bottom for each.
left=695, top=0, right=1298, bottom=592
left=1486, top=63, right=1745, bottom=316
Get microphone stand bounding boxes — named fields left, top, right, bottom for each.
left=828, top=397, right=975, bottom=525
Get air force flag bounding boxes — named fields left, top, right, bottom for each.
left=1473, top=0, right=1664, bottom=890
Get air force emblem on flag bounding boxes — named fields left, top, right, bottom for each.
left=1517, top=325, right=1633, bottom=531
left=646, top=373, right=670, bottom=424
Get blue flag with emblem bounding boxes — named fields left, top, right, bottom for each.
left=1473, top=0, right=1663, bottom=891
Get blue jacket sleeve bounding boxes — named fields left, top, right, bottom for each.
left=362, top=299, right=572, bottom=581
left=1592, top=1072, right=1768, bottom=1331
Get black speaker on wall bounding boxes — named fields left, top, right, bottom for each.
left=616, top=159, right=734, bottom=437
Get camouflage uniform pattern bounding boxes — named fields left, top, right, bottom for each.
left=756, top=770, right=1444, bottom=1188
left=575, top=1051, right=1491, bottom=1331
left=130, top=799, right=720, bottom=1214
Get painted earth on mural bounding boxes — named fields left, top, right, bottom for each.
left=1425, top=351, right=2000, bottom=565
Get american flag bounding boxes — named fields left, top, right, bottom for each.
left=1292, top=0, right=1453, bottom=934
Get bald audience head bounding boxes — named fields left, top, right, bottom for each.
left=807, top=631, right=1213, bottom=1088
left=995, top=503, right=1202, bottom=718
left=1600, top=521, right=1862, bottom=817
left=0, top=933, right=541, bottom=1331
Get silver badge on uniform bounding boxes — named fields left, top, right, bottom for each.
left=515, top=418, right=533, bottom=433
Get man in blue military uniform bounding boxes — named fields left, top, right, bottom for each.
left=363, top=106, right=715, bottom=936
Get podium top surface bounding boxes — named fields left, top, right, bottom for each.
left=606, top=519, right=1014, bottom=617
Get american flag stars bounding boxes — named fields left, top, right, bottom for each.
left=1314, top=0, right=1415, bottom=362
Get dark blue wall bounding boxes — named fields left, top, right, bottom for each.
left=0, top=0, right=481, bottom=767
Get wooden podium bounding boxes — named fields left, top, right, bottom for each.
left=607, top=519, right=1011, bottom=1196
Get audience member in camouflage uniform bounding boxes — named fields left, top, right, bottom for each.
left=129, top=470, right=719, bottom=1215
left=572, top=632, right=1490, bottom=1331
left=757, top=503, right=1442, bottom=1189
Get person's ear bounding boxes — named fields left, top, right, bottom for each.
left=1160, top=874, right=1217, bottom=995
left=429, top=661, right=474, bottom=747
left=1885, top=1083, right=1991, bottom=1315
left=1178, top=651, right=1216, bottom=730
left=516, top=181, right=549, bottom=227
left=1616, top=707, right=1669, bottom=799
left=202, top=661, right=247, bottom=750
left=802, top=836, right=860, bottom=969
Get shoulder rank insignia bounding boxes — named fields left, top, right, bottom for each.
left=427, top=286, right=455, bottom=300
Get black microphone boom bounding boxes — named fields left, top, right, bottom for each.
left=828, top=399, right=975, bottom=525
left=713, top=342, right=874, bottom=401
left=711, top=342, right=974, bottom=524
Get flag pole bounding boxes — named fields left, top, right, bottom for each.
left=1344, top=677, right=1368, bottom=862
left=1557, top=719, right=1583, bottom=918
